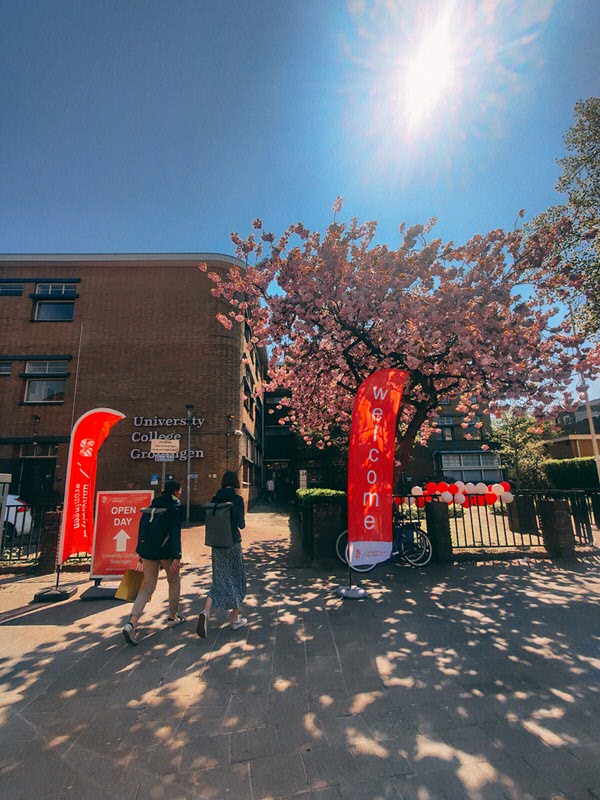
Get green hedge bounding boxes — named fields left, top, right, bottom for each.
left=544, top=457, right=599, bottom=489
left=295, top=488, right=347, bottom=507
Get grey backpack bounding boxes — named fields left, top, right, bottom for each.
left=203, top=502, right=234, bottom=548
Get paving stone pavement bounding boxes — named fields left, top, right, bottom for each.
left=1, top=504, right=600, bottom=800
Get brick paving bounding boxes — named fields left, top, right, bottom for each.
left=1, top=504, right=600, bottom=799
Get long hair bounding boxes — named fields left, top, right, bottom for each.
left=221, top=470, right=240, bottom=489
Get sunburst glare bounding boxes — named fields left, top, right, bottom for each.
left=403, top=9, right=458, bottom=129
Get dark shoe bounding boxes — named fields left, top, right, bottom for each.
left=196, top=611, right=207, bottom=638
left=122, top=621, right=138, bottom=646
left=166, top=613, right=186, bottom=628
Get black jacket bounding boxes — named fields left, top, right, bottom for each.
left=211, top=486, right=245, bottom=544
left=151, top=494, right=182, bottom=560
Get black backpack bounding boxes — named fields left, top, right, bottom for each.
left=136, top=506, right=170, bottom=560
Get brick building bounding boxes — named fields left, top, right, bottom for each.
left=0, top=254, right=267, bottom=508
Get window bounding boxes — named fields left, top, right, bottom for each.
left=441, top=427, right=454, bottom=441
left=438, top=416, right=455, bottom=426
left=25, top=360, right=69, bottom=375
left=0, top=284, right=23, bottom=296
left=20, top=443, right=58, bottom=458
left=24, top=360, right=68, bottom=403
left=36, top=282, right=77, bottom=296
left=34, top=301, right=74, bottom=321
left=24, top=379, right=65, bottom=403
left=439, top=452, right=502, bottom=483
left=0, top=361, right=11, bottom=375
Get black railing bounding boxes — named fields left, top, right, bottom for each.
left=394, top=490, right=599, bottom=551
left=1, top=502, right=59, bottom=563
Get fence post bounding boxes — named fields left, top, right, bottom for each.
left=538, top=499, right=576, bottom=560
left=311, top=503, right=342, bottom=562
left=507, top=494, right=539, bottom=535
left=37, top=510, right=61, bottom=575
left=425, top=500, right=453, bottom=563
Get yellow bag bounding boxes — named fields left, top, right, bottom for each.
left=115, top=567, right=144, bottom=602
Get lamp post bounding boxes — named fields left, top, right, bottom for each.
left=185, top=404, right=194, bottom=523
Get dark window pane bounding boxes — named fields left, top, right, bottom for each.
left=35, top=302, right=74, bottom=321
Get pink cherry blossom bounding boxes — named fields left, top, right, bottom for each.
left=209, top=210, right=599, bottom=468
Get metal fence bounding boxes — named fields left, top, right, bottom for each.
left=1, top=501, right=59, bottom=563
left=396, top=490, right=599, bottom=552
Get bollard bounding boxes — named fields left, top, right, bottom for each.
left=538, top=499, right=576, bottom=560
left=425, top=501, right=453, bottom=563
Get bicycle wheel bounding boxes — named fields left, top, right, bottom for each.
left=400, top=529, right=432, bottom=566
left=335, top=530, right=378, bottom=573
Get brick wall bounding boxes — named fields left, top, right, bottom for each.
left=0, top=255, right=263, bottom=506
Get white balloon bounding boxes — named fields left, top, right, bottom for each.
left=441, top=491, right=453, bottom=503
left=491, top=483, right=504, bottom=495
left=464, top=482, right=476, bottom=494
left=411, top=486, right=423, bottom=496
left=502, top=491, right=514, bottom=504
left=454, top=480, right=466, bottom=491
left=476, top=482, right=487, bottom=494
left=455, top=493, right=466, bottom=504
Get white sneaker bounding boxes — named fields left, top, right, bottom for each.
left=122, top=621, right=138, bottom=646
left=231, top=617, right=248, bottom=630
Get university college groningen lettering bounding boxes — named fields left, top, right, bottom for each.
left=129, top=416, right=205, bottom=461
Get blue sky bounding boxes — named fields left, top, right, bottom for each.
left=1, top=0, right=599, bottom=391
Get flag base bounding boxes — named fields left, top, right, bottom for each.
left=336, top=585, right=367, bottom=600
left=32, top=586, right=77, bottom=603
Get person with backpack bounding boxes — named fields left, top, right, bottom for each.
left=196, top=470, right=247, bottom=638
left=122, top=479, right=185, bottom=646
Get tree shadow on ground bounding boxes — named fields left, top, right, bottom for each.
left=1, top=526, right=600, bottom=799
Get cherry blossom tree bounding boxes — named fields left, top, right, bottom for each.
left=203, top=201, right=599, bottom=470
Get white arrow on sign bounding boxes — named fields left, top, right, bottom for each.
left=113, top=529, right=131, bottom=552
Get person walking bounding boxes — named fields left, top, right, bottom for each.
left=122, top=479, right=185, bottom=646
left=266, top=477, right=275, bottom=503
left=196, top=470, right=247, bottom=638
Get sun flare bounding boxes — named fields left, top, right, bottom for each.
left=403, top=11, right=458, bottom=128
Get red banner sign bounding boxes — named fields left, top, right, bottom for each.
left=90, top=490, right=153, bottom=579
left=58, top=408, right=126, bottom=565
left=347, top=370, right=407, bottom=567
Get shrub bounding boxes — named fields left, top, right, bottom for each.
left=295, top=489, right=347, bottom=508
left=544, top=457, right=599, bottom=489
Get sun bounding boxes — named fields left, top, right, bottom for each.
left=402, top=11, right=458, bottom=129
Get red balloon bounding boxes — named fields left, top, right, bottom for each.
left=394, top=497, right=402, bottom=505
left=484, top=492, right=498, bottom=505
left=416, top=497, right=425, bottom=508
left=437, top=481, right=449, bottom=493
left=448, top=483, right=459, bottom=495
left=476, top=496, right=486, bottom=506
left=425, top=481, right=438, bottom=494
left=462, top=497, right=471, bottom=508
left=501, top=481, right=511, bottom=492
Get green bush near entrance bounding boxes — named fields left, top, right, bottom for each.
left=295, top=488, right=347, bottom=507
left=544, top=457, right=599, bottom=489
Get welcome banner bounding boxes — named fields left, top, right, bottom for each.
left=58, top=408, right=126, bottom=565
left=347, top=369, right=407, bottom=567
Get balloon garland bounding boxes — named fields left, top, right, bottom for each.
left=394, top=481, right=513, bottom=509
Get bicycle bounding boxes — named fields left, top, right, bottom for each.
left=336, top=514, right=432, bottom=573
